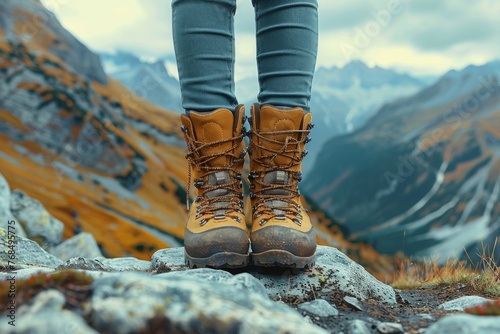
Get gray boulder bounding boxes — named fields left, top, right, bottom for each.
left=52, top=232, right=103, bottom=261
left=57, top=257, right=114, bottom=271
left=0, top=174, right=27, bottom=238
left=438, top=296, right=493, bottom=311
left=10, top=189, right=64, bottom=247
left=152, top=246, right=397, bottom=305
left=298, top=299, right=339, bottom=317
left=252, top=246, right=397, bottom=304
left=0, top=228, right=63, bottom=269
left=0, top=289, right=97, bottom=334
left=151, top=246, right=187, bottom=272
left=98, top=257, right=152, bottom=272
left=425, top=314, right=500, bottom=334
left=89, top=270, right=328, bottom=334
left=0, top=267, right=54, bottom=280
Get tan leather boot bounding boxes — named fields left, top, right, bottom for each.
left=247, top=104, right=316, bottom=268
left=180, top=106, right=249, bottom=268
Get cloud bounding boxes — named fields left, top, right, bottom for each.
left=40, top=0, right=500, bottom=78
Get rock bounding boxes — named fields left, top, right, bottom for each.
left=344, top=296, right=364, bottom=311
left=52, top=232, right=103, bottom=261
left=349, top=319, right=372, bottom=334
left=98, top=257, right=151, bottom=272
left=151, top=247, right=187, bottom=272
left=57, top=257, right=114, bottom=271
left=152, top=247, right=396, bottom=305
left=425, top=314, right=500, bottom=334
left=377, top=322, right=404, bottom=334
left=0, top=289, right=97, bottom=334
left=0, top=173, right=27, bottom=238
left=253, top=246, right=397, bottom=304
left=9, top=189, right=64, bottom=247
left=0, top=267, right=54, bottom=280
left=438, top=296, right=493, bottom=311
left=0, top=228, right=63, bottom=268
left=89, top=270, right=328, bottom=334
left=298, top=299, right=339, bottom=317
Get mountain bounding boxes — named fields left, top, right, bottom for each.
left=303, top=60, right=500, bottom=263
left=100, top=51, right=183, bottom=113
left=304, top=61, right=425, bottom=175
left=0, top=0, right=188, bottom=258
left=236, top=61, right=425, bottom=175
left=0, top=0, right=393, bottom=274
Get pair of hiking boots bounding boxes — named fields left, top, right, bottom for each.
left=180, top=104, right=316, bottom=269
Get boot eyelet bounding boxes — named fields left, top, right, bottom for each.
left=259, top=219, right=267, bottom=226
left=293, top=219, right=302, bottom=226
left=305, top=136, right=312, bottom=144
left=307, top=123, right=315, bottom=130
left=275, top=215, right=286, bottom=220
left=248, top=147, right=253, bottom=155
left=302, top=150, right=308, bottom=158
left=248, top=117, right=252, bottom=125
left=200, top=219, right=208, bottom=226
left=250, top=192, right=256, bottom=199
left=242, top=115, right=247, bottom=123
left=215, top=214, right=225, bottom=220
left=181, top=125, right=188, bottom=133
left=232, top=216, right=242, bottom=223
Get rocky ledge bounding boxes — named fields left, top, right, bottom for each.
left=1, top=174, right=499, bottom=333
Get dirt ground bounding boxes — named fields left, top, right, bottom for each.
left=294, top=282, right=497, bottom=334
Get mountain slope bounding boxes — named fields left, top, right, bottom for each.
left=0, top=0, right=188, bottom=258
left=304, top=61, right=500, bottom=263
left=303, top=61, right=425, bottom=175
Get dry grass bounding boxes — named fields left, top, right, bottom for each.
left=390, top=238, right=500, bottom=297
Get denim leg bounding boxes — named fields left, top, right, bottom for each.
left=253, top=0, right=318, bottom=111
left=172, top=0, right=238, bottom=113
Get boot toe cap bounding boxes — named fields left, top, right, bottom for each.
left=184, top=226, right=249, bottom=258
left=251, top=225, right=316, bottom=257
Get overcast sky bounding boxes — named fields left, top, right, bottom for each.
left=41, top=0, right=500, bottom=80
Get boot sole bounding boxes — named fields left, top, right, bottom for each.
left=185, top=251, right=249, bottom=269
left=251, top=249, right=316, bottom=269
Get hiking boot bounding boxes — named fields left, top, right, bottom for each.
left=180, top=106, right=249, bottom=268
left=247, top=104, right=316, bottom=268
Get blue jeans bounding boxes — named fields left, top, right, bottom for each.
left=172, top=0, right=318, bottom=112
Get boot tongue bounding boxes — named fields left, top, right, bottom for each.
left=189, top=109, right=235, bottom=167
left=262, top=170, right=289, bottom=215
left=206, top=171, right=231, bottom=198
left=258, top=105, right=304, bottom=166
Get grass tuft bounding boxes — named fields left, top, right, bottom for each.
left=389, top=238, right=500, bottom=297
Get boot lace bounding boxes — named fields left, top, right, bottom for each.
left=185, top=132, right=245, bottom=224
left=248, top=126, right=312, bottom=225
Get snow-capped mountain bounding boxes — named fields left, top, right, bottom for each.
left=235, top=61, right=426, bottom=175
left=303, top=60, right=500, bottom=263
left=100, top=51, right=183, bottom=113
